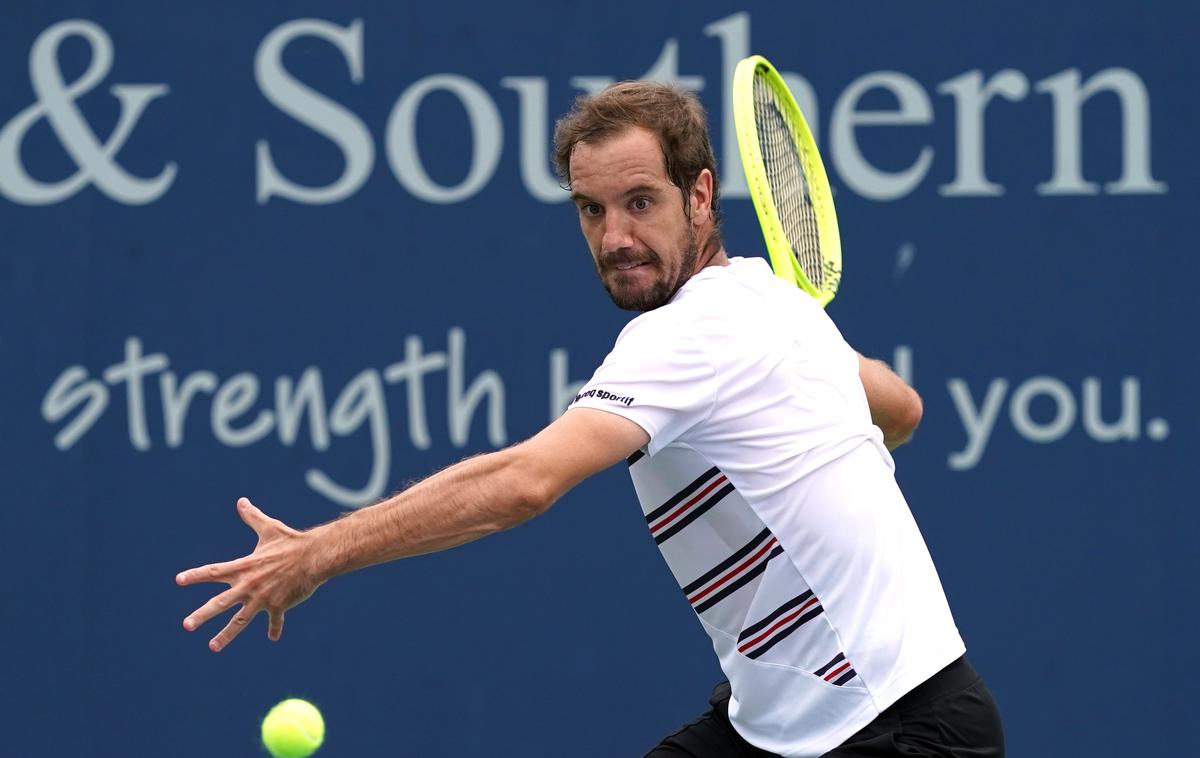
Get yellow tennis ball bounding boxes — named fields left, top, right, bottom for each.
left=261, top=698, right=325, bottom=758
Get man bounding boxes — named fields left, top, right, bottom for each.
left=178, top=82, right=1003, bottom=757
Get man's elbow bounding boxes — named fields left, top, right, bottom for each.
left=883, top=388, right=923, bottom=448
left=499, top=449, right=564, bottom=525
left=512, top=479, right=559, bottom=523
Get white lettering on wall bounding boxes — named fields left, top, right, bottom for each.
left=212, top=373, right=275, bottom=447
left=254, top=18, right=374, bottom=205
left=386, top=75, right=503, bottom=203
left=446, top=328, right=506, bottom=447
left=101, top=337, right=169, bottom=451
left=937, top=70, right=1030, bottom=196
left=1036, top=68, right=1167, bottom=195
left=947, top=378, right=1009, bottom=471
left=41, top=341, right=1173, bottom=499
left=946, top=373, right=1167, bottom=470
left=549, top=349, right=587, bottom=420
left=832, top=72, right=935, bottom=201
left=41, top=333, right=511, bottom=508
left=703, top=12, right=749, bottom=200
left=41, top=366, right=109, bottom=450
left=1, top=16, right=1171, bottom=207
left=305, top=369, right=391, bottom=506
left=383, top=335, right=448, bottom=451
left=161, top=370, right=218, bottom=447
left=1081, top=376, right=1140, bottom=442
left=275, top=368, right=331, bottom=450
left=0, top=19, right=176, bottom=205
left=500, top=76, right=567, bottom=203
left=1009, top=376, right=1077, bottom=443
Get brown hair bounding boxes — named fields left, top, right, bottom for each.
left=553, top=81, right=722, bottom=230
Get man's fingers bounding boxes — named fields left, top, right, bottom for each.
left=267, top=609, right=285, bottom=642
left=176, top=559, right=243, bottom=586
left=209, top=604, right=259, bottom=653
left=177, top=499, right=275, bottom=587
left=182, top=587, right=241, bottom=632
left=236, top=497, right=277, bottom=539
left=180, top=497, right=300, bottom=652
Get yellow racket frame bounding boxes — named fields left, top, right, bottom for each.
left=733, top=55, right=842, bottom=307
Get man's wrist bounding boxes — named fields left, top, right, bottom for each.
left=301, top=522, right=345, bottom=585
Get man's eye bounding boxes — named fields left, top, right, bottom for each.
left=631, top=197, right=651, bottom=211
left=581, top=204, right=601, bottom=217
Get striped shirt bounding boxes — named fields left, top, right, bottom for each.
left=571, top=258, right=965, bottom=757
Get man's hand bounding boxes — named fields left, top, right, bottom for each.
left=176, top=497, right=322, bottom=652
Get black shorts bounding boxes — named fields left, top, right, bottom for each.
left=644, top=657, right=1004, bottom=757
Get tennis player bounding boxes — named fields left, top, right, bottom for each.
left=178, top=82, right=1004, bottom=757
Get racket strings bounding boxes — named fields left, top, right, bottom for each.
left=752, top=73, right=824, bottom=290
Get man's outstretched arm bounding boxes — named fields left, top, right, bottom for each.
left=176, top=408, right=648, bottom=652
left=858, top=353, right=923, bottom=450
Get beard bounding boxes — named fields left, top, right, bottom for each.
left=595, top=226, right=699, bottom=312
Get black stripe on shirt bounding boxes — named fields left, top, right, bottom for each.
left=814, top=653, right=846, bottom=677
left=693, top=545, right=784, bottom=614
left=744, top=605, right=824, bottom=659
left=645, top=467, right=720, bottom=524
left=682, top=528, right=773, bottom=595
left=738, top=591, right=815, bottom=642
left=832, top=669, right=858, bottom=686
left=654, top=482, right=735, bottom=545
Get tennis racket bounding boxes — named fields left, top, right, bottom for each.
left=732, top=54, right=842, bottom=307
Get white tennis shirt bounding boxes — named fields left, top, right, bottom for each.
left=570, top=257, right=965, bottom=757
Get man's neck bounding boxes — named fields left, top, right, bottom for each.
left=696, top=243, right=730, bottom=273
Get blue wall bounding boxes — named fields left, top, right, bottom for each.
left=1, top=3, right=1194, bottom=756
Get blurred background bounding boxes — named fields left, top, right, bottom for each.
left=1, top=2, right=1194, bottom=756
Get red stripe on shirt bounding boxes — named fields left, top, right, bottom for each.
left=824, top=662, right=852, bottom=682
left=650, top=475, right=728, bottom=534
left=736, top=597, right=820, bottom=652
left=688, top=538, right=778, bottom=604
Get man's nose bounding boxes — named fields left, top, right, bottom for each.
left=601, top=211, right=634, bottom=253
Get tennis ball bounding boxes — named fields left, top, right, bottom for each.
left=261, top=698, right=325, bottom=758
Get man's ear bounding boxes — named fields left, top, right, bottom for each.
left=690, top=169, right=714, bottom=227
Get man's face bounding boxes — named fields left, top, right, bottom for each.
left=569, top=127, right=700, bottom=312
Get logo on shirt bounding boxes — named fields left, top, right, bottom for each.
left=573, top=388, right=635, bottom=407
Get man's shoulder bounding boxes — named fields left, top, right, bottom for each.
left=613, top=300, right=694, bottom=345
left=612, top=257, right=822, bottom=351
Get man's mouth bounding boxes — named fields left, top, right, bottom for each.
left=614, top=261, right=651, bottom=271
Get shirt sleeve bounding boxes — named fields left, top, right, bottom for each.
left=569, top=316, right=716, bottom=456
